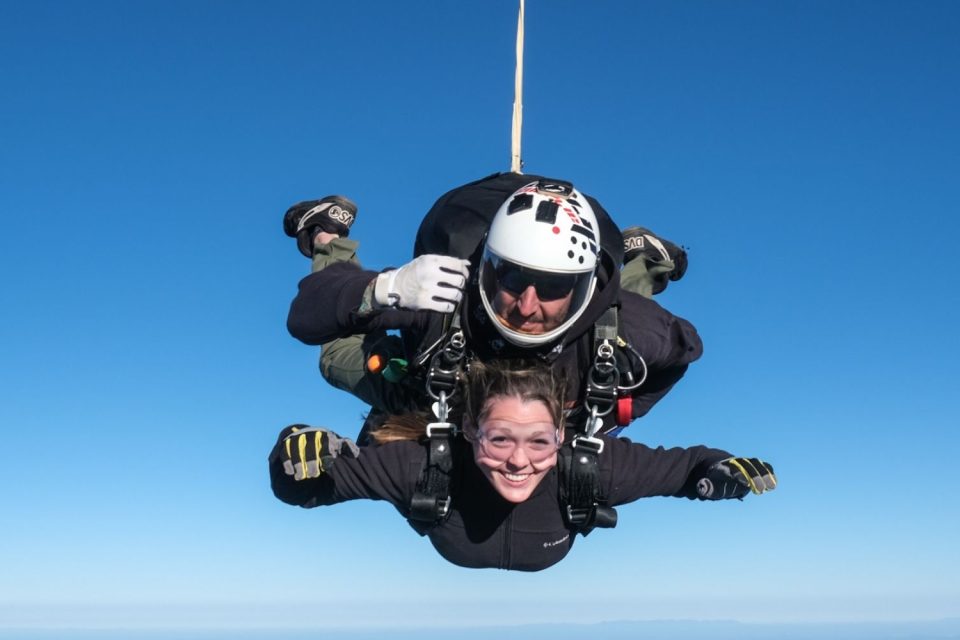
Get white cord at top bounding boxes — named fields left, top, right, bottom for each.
left=511, top=0, right=525, bottom=174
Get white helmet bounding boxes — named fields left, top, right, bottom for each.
left=478, top=179, right=600, bottom=346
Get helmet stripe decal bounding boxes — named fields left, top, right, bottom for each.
left=570, top=223, right=596, bottom=243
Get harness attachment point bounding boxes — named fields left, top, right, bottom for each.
left=559, top=434, right=616, bottom=536
left=426, top=420, right=456, bottom=439
left=409, top=419, right=458, bottom=533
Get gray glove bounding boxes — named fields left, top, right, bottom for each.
left=271, top=424, right=359, bottom=481
left=697, top=457, right=777, bottom=500
left=373, top=254, right=470, bottom=313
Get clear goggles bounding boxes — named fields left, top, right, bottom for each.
left=475, top=426, right=561, bottom=462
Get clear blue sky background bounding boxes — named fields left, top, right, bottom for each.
left=2, top=0, right=958, bottom=630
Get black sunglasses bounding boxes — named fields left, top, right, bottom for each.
left=495, top=263, right=578, bottom=301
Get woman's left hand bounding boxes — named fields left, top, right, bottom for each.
left=697, top=457, right=777, bottom=500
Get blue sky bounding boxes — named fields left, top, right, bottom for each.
left=1, top=0, right=959, bottom=630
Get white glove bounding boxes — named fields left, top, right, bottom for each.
left=374, top=254, right=470, bottom=313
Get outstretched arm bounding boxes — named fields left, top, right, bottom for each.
left=601, top=437, right=776, bottom=505
left=268, top=424, right=358, bottom=508
left=268, top=424, right=422, bottom=510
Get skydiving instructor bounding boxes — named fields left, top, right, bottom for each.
left=284, top=173, right=699, bottom=434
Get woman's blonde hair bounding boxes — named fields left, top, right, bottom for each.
left=370, top=359, right=566, bottom=445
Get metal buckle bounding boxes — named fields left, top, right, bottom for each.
left=426, top=422, right=455, bottom=438
left=584, top=339, right=619, bottom=421
left=436, top=496, right=451, bottom=518
left=425, top=331, right=465, bottom=401
left=570, top=434, right=604, bottom=456
left=565, top=505, right=590, bottom=525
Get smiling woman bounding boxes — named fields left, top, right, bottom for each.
left=269, top=360, right=777, bottom=571
left=459, top=359, right=565, bottom=504
left=471, top=398, right=561, bottom=504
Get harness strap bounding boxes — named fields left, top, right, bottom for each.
left=584, top=304, right=654, bottom=431
left=408, top=421, right=456, bottom=534
left=412, top=303, right=462, bottom=370
left=582, top=306, right=620, bottom=436
left=559, top=436, right=617, bottom=536
left=408, top=309, right=468, bottom=534
left=425, top=311, right=465, bottom=398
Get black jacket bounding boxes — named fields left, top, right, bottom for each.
left=270, top=434, right=730, bottom=571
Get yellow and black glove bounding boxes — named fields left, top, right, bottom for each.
left=271, top=424, right=359, bottom=481
left=697, top=457, right=777, bottom=500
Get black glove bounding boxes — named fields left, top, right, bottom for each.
left=282, top=196, right=358, bottom=258
left=697, top=457, right=777, bottom=500
left=668, top=244, right=688, bottom=281
left=270, top=424, right=359, bottom=481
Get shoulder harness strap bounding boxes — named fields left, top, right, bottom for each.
left=559, top=435, right=617, bottom=536
left=408, top=419, right=457, bottom=534
left=557, top=305, right=623, bottom=535
left=423, top=310, right=466, bottom=398
left=408, top=309, right=468, bottom=534
left=412, top=302, right=464, bottom=370
left=582, top=306, right=620, bottom=432
left=586, top=304, right=650, bottom=432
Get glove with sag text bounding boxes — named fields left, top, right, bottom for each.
left=270, top=424, right=359, bottom=481
left=697, top=457, right=777, bottom=500
left=374, top=254, right=470, bottom=313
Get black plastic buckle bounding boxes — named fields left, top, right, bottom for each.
left=410, top=493, right=449, bottom=522
left=565, top=502, right=618, bottom=533
left=593, top=506, right=618, bottom=529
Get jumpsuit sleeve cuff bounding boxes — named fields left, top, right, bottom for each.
left=357, top=280, right=379, bottom=315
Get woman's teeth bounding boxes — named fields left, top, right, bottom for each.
left=503, top=472, right=530, bottom=482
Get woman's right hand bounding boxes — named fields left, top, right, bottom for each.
left=269, top=424, right=359, bottom=481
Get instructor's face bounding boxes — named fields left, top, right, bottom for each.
left=468, top=395, right=561, bottom=503
left=492, top=286, right=573, bottom=335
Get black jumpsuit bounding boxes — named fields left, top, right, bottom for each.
left=270, top=434, right=730, bottom=571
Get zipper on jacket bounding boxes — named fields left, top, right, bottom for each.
left=500, top=510, right=513, bottom=569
